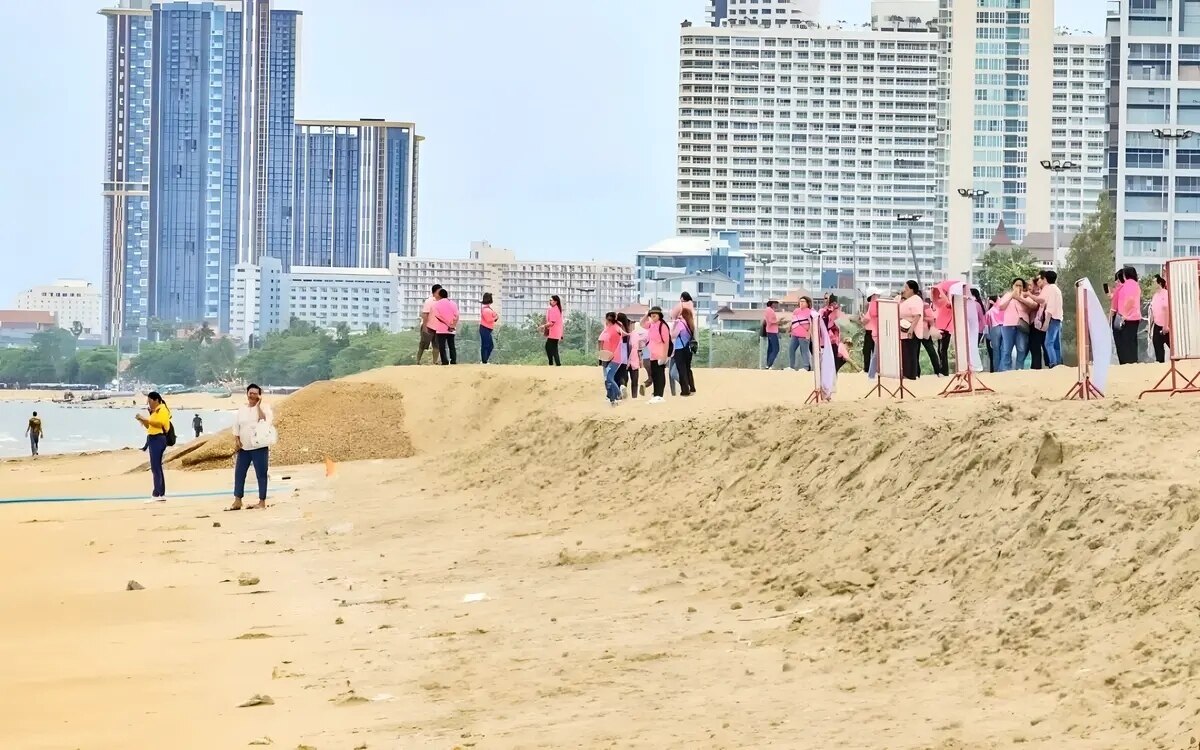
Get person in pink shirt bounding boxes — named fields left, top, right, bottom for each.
left=788, top=296, right=814, bottom=371
left=861, top=290, right=880, bottom=378
left=642, top=306, right=672, bottom=403
left=417, top=283, right=442, bottom=365
left=670, top=292, right=695, bottom=321
left=597, top=312, right=626, bottom=405
left=431, top=288, right=460, bottom=365
left=479, top=292, right=499, bottom=365
left=1036, top=271, right=1064, bottom=367
left=984, top=295, right=1004, bottom=372
left=898, top=280, right=925, bottom=380
left=996, top=278, right=1037, bottom=371
left=762, top=301, right=781, bottom=369
left=543, top=296, right=564, bottom=366
left=624, top=316, right=645, bottom=399
left=1150, top=273, right=1169, bottom=363
left=1114, top=266, right=1143, bottom=364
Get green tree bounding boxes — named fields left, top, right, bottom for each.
left=31, top=328, right=79, bottom=380
left=1058, top=193, right=1117, bottom=363
left=190, top=322, right=216, bottom=345
left=128, top=340, right=201, bottom=385
left=976, top=246, right=1041, bottom=297
left=196, top=337, right=237, bottom=383
left=147, top=317, right=177, bottom=342
left=75, top=348, right=119, bottom=386
left=70, top=320, right=84, bottom=338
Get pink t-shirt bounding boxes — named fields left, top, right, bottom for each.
left=934, top=298, right=952, bottom=332
left=628, top=329, right=645, bottom=369
left=985, top=305, right=1003, bottom=329
left=789, top=308, right=811, bottom=338
left=763, top=308, right=779, bottom=334
left=599, top=323, right=624, bottom=365
left=545, top=305, right=564, bottom=340
left=1151, top=289, right=1168, bottom=328
left=864, top=298, right=879, bottom=337
left=670, top=300, right=695, bottom=320
left=1041, top=284, right=1064, bottom=321
left=999, top=293, right=1030, bottom=327
left=420, top=296, right=437, bottom=327
left=480, top=305, right=498, bottom=330
left=645, top=318, right=671, bottom=362
left=429, top=298, right=459, bottom=334
left=899, top=295, right=925, bottom=338
left=1119, top=279, right=1142, bottom=321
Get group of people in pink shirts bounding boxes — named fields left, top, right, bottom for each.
left=761, top=294, right=848, bottom=372
left=596, top=294, right=698, bottom=405
left=417, top=284, right=462, bottom=366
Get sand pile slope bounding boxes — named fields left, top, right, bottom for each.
left=403, top=364, right=1200, bottom=746
left=170, top=380, right=414, bottom=470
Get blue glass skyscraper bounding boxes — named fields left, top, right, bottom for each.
left=145, top=0, right=299, bottom=331
left=293, top=120, right=421, bottom=268
left=100, top=0, right=153, bottom=350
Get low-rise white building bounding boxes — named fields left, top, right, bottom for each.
left=14, top=279, right=102, bottom=334
left=229, top=260, right=398, bottom=342
left=392, top=242, right=636, bottom=330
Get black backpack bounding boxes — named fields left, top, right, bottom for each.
left=165, top=421, right=177, bottom=447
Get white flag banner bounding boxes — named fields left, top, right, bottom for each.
left=1079, top=278, right=1112, bottom=393
left=819, top=314, right=837, bottom=398
left=943, top=281, right=983, bottom=373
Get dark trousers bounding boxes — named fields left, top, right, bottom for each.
left=147, top=433, right=167, bottom=498
left=194, top=428, right=202, bottom=438
left=436, top=333, right=457, bottom=365
left=480, top=327, right=495, bottom=364
left=649, top=360, right=667, bottom=397
left=765, top=333, right=780, bottom=368
left=1152, top=324, right=1169, bottom=363
left=29, top=435, right=39, bottom=456
left=902, top=338, right=921, bottom=379
left=545, top=338, right=561, bottom=366
left=862, top=334, right=875, bottom=373
left=1028, top=327, right=1046, bottom=370
left=1116, top=320, right=1140, bottom=364
left=673, top=347, right=696, bottom=396
left=921, top=336, right=944, bottom=376
left=628, top=367, right=640, bottom=398
left=936, top=330, right=952, bottom=375
left=234, top=447, right=269, bottom=501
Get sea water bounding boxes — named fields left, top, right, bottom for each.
left=0, top=401, right=236, bottom=459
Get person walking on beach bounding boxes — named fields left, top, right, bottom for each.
left=417, top=284, right=443, bottom=365
left=228, top=384, right=275, bottom=511
left=625, top=317, right=644, bottom=399
left=672, top=307, right=697, bottom=397
left=432, top=288, right=460, bottom=365
left=762, top=300, right=781, bottom=369
left=788, top=296, right=814, bottom=372
left=479, top=292, right=499, bottom=364
left=192, top=414, right=203, bottom=439
left=1150, top=273, right=1169, bottom=363
left=25, top=411, right=42, bottom=457
left=543, top=295, right=564, bottom=366
left=644, top=306, right=671, bottom=403
left=899, top=280, right=925, bottom=380
left=135, top=391, right=171, bottom=501
left=598, top=312, right=625, bottom=406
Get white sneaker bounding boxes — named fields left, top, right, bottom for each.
left=649, top=396, right=664, bottom=404
left=621, top=386, right=629, bottom=400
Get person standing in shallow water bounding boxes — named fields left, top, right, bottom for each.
left=192, top=414, right=203, bottom=439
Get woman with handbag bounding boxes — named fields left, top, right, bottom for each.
left=643, top=306, right=672, bottom=403
left=672, top=307, right=698, bottom=397
left=228, top=384, right=276, bottom=511
left=898, top=281, right=925, bottom=380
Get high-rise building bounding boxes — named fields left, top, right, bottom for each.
left=936, top=0, right=1054, bottom=280
left=676, top=2, right=942, bottom=299
left=1052, top=35, right=1108, bottom=235
left=146, top=0, right=299, bottom=333
left=100, top=0, right=153, bottom=350
left=293, top=119, right=422, bottom=269
left=706, top=0, right=822, bottom=28
left=1107, top=0, right=1200, bottom=269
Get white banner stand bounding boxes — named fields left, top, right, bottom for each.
left=805, top=312, right=832, bottom=404
left=862, top=299, right=913, bottom=400
left=1065, top=279, right=1105, bottom=400
left=1140, top=257, right=1200, bottom=398
left=938, top=286, right=993, bottom=397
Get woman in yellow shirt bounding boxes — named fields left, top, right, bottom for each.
left=135, top=391, right=171, bottom=500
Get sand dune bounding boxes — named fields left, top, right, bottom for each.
left=2, top=362, right=1199, bottom=748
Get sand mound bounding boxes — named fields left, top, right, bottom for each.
left=170, top=381, right=414, bottom=470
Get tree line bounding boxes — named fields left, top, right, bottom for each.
left=0, top=329, right=119, bottom=386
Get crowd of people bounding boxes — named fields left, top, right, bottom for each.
left=595, top=297, right=698, bottom=405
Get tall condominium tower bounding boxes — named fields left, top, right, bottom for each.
left=293, top=120, right=422, bottom=268
left=706, top=0, right=822, bottom=28
left=677, top=1, right=942, bottom=298
left=1052, top=35, right=1108, bottom=236
left=146, top=0, right=299, bottom=331
left=100, top=0, right=153, bottom=350
left=1107, top=0, right=1200, bottom=269
left=936, top=0, right=1054, bottom=280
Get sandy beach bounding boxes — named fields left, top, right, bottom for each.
left=0, top=388, right=243, bottom=411
left=2, top=362, right=1199, bottom=749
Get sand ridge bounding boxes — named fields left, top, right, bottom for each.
left=1, top=362, right=1199, bottom=748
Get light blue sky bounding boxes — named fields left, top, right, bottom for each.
left=0, top=0, right=1103, bottom=304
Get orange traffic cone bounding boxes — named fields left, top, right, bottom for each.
left=324, top=457, right=337, bottom=477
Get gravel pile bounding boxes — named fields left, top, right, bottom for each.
left=173, top=381, right=414, bottom=470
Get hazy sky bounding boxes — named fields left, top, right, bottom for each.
left=0, top=0, right=1103, bottom=304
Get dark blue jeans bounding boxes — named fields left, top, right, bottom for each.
left=765, top=333, right=780, bottom=368
left=147, top=433, right=167, bottom=498
left=234, top=448, right=270, bottom=501
left=480, top=326, right=495, bottom=364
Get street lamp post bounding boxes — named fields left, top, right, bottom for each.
left=574, top=287, right=596, bottom=354
left=1039, top=159, right=1080, bottom=263
left=896, top=213, right=924, bottom=286
left=1152, top=128, right=1196, bottom=265
left=955, top=189, right=990, bottom=285
left=799, top=248, right=827, bottom=296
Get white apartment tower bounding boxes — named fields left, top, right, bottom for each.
left=677, top=1, right=942, bottom=298
left=936, top=0, right=1054, bottom=279
left=1052, top=35, right=1109, bottom=235
left=706, top=0, right=822, bottom=28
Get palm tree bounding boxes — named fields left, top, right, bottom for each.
left=191, top=322, right=216, bottom=346
left=70, top=320, right=84, bottom=338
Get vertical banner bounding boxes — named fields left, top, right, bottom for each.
left=809, top=315, right=824, bottom=397
left=944, top=282, right=983, bottom=373
left=1079, top=278, right=1112, bottom=393
left=1167, top=258, right=1200, bottom=359
left=876, top=300, right=902, bottom=380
